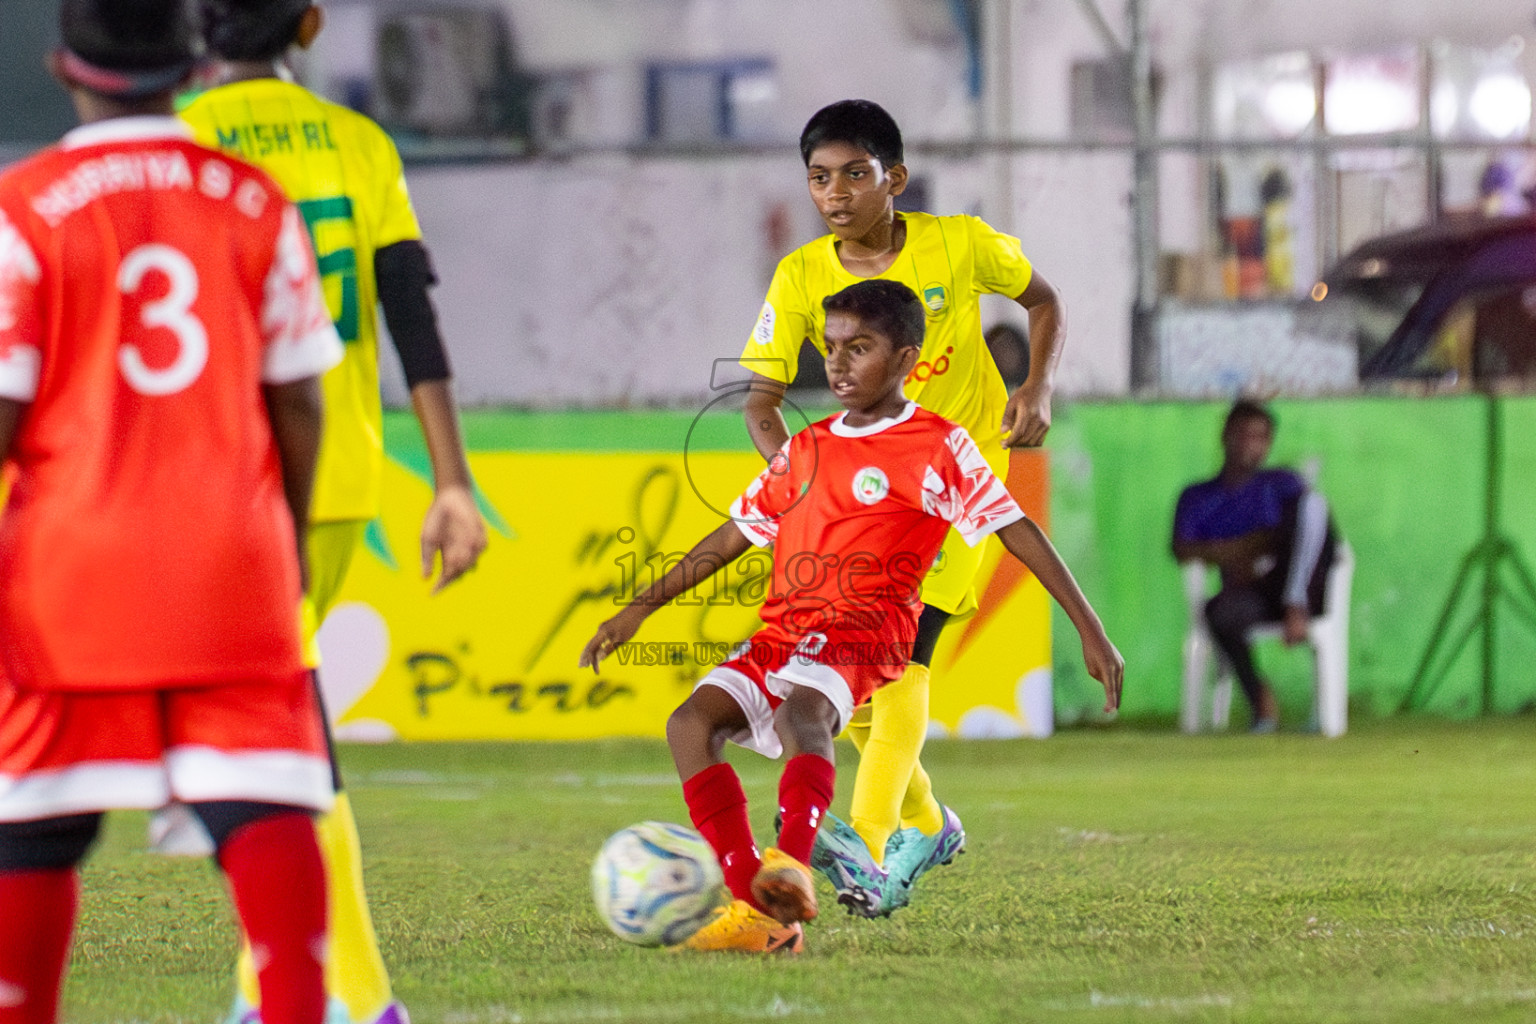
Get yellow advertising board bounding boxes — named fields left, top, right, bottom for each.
left=319, top=445, right=1053, bottom=741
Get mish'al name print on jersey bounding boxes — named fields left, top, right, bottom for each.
left=214, top=119, right=339, bottom=160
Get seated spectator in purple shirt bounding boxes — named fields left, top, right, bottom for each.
left=1172, top=400, right=1337, bottom=732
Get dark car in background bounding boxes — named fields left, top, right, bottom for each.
left=1315, top=215, right=1536, bottom=390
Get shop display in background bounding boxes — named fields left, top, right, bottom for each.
left=1221, top=214, right=1265, bottom=300
left=1261, top=168, right=1296, bottom=295
left=1163, top=38, right=1532, bottom=312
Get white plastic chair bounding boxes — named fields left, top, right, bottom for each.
left=1179, top=542, right=1353, bottom=737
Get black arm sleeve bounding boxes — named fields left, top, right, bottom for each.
left=375, top=239, right=452, bottom=387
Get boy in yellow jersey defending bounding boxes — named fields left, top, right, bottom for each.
left=739, top=99, right=1067, bottom=917
left=180, top=3, right=488, bottom=1022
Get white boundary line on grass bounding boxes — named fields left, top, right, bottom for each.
left=1455, top=989, right=1536, bottom=1006
left=440, top=995, right=825, bottom=1023
left=1040, top=988, right=1536, bottom=1014
left=549, top=772, right=681, bottom=788
left=1040, top=991, right=1234, bottom=1012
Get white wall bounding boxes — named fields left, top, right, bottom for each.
left=504, top=0, right=979, bottom=144
left=403, top=155, right=809, bottom=408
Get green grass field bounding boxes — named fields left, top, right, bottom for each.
left=62, top=718, right=1536, bottom=1024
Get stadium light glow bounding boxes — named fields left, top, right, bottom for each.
left=1325, top=73, right=1418, bottom=135
left=1468, top=72, right=1532, bottom=140
left=1263, top=79, right=1317, bottom=136
left=1430, top=79, right=1460, bottom=137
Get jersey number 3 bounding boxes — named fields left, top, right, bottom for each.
left=117, top=243, right=209, bottom=396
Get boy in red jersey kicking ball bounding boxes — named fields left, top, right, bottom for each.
left=580, top=280, right=1122, bottom=953
left=0, top=1, right=341, bottom=1021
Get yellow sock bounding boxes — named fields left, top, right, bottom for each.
left=318, top=792, right=394, bottom=1022
left=235, top=926, right=259, bottom=1008
left=901, top=758, right=945, bottom=835
left=849, top=664, right=936, bottom=865
left=844, top=702, right=872, bottom=753
left=238, top=793, right=394, bottom=1021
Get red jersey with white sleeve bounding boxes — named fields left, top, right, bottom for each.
left=0, top=116, right=342, bottom=691
left=730, top=401, right=1026, bottom=653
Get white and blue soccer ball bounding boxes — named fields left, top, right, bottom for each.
left=591, top=821, right=727, bottom=946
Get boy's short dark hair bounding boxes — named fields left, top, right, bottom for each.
left=200, top=0, right=310, bottom=61
left=59, top=0, right=198, bottom=99
left=822, top=280, right=925, bottom=352
left=1224, top=398, right=1276, bottom=434
left=799, top=100, right=903, bottom=169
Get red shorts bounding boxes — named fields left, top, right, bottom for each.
left=696, top=623, right=907, bottom=759
left=0, top=672, right=333, bottom=822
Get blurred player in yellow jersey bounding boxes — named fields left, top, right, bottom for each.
left=739, top=100, right=1067, bottom=917
left=180, top=3, right=488, bottom=1022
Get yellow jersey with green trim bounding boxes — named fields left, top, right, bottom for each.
left=181, top=78, right=423, bottom=522
left=741, top=211, right=1032, bottom=464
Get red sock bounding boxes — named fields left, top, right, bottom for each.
left=217, top=813, right=327, bottom=1024
left=682, top=763, right=762, bottom=907
left=776, top=753, right=836, bottom=866
left=0, top=869, right=77, bottom=1024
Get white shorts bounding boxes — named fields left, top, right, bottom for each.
left=694, top=628, right=885, bottom=759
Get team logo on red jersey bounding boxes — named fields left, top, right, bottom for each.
left=852, top=466, right=889, bottom=505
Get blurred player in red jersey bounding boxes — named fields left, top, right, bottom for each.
left=580, top=281, right=1122, bottom=953
left=0, top=2, right=343, bottom=1022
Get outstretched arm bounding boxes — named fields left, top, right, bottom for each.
left=741, top=373, right=791, bottom=462
left=995, top=516, right=1123, bottom=711
left=580, top=522, right=753, bottom=670
left=1000, top=270, right=1065, bottom=449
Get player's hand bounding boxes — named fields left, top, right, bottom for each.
left=1081, top=631, right=1124, bottom=713
left=421, top=484, right=487, bottom=594
left=1000, top=381, right=1052, bottom=448
left=1282, top=605, right=1310, bottom=646
left=579, top=609, right=644, bottom=672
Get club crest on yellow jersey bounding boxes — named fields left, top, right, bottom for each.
left=922, top=284, right=948, bottom=315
